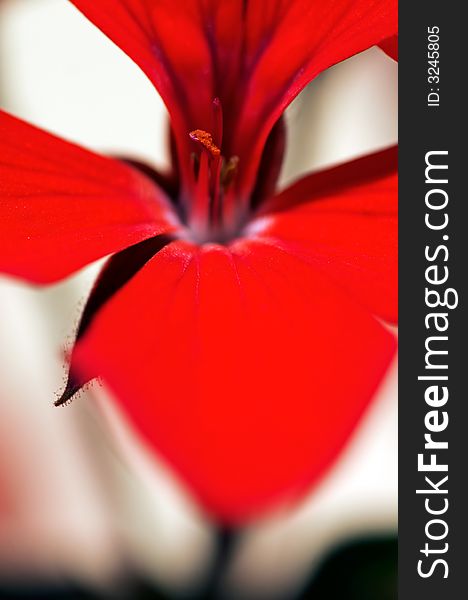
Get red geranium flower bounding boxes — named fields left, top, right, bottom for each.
left=0, top=0, right=397, bottom=523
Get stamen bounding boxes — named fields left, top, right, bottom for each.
left=211, top=155, right=223, bottom=226
left=221, top=156, right=239, bottom=189
left=191, top=150, right=211, bottom=237
left=189, top=129, right=221, bottom=158
left=212, top=97, right=224, bottom=147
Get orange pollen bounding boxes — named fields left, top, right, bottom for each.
left=189, top=129, right=221, bottom=157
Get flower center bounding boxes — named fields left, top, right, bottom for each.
left=185, top=99, right=242, bottom=244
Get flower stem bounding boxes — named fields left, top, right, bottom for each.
left=201, top=526, right=237, bottom=599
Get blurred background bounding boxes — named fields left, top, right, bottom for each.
left=0, top=1, right=398, bottom=598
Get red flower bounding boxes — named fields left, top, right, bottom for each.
left=0, top=0, right=397, bottom=523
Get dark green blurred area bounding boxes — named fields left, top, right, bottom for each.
left=0, top=535, right=396, bottom=600
left=299, top=535, right=397, bottom=600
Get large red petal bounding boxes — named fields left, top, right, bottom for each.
left=69, top=0, right=397, bottom=197
left=72, top=239, right=395, bottom=523
left=250, top=147, right=398, bottom=324
left=0, top=111, right=179, bottom=283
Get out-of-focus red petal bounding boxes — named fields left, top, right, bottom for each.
left=237, top=0, right=398, bottom=195
left=70, top=0, right=397, bottom=197
left=0, top=111, right=179, bottom=284
left=73, top=239, right=395, bottom=523
left=379, top=35, right=398, bottom=60
left=251, top=147, right=398, bottom=324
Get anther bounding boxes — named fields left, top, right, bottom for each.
left=189, top=129, right=221, bottom=158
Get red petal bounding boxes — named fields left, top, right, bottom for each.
left=68, top=0, right=243, bottom=121
left=379, top=35, right=398, bottom=60
left=70, top=0, right=397, bottom=196
left=237, top=0, right=398, bottom=194
left=69, top=0, right=244, bottom=188
left=0, top=111, right=179, bottom=283
left=73, top=239, right=395, bottom=523
left=251, top=147, right=398, bottom=324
